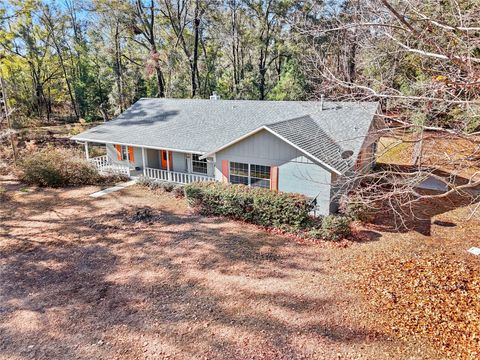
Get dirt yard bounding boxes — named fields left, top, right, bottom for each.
left=1, top=177, right=478, bottom=359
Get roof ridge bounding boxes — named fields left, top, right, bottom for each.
left=264, top=114, right=314, bottom=128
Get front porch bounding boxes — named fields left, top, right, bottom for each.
left=84, top=142, right=215, bottom=185
left=143, top=167, right=213, bottom=184
left=88, top=155, right=131, bottom=177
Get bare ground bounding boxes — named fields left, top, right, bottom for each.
left=1, top=179, right=476, bottom=359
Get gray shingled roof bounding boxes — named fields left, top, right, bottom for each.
left=265, top=115, right=353, bottom=173
left=72, top=98, right=378, bottom=174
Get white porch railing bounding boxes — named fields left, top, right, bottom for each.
left=144, top=167, right=214, bottom=184
left=89, top=155, right=131, bottom=177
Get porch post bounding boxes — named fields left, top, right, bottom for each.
left=187, top=153, right=192, bottom=173
left=84, top=142, right=89, bottom=161
left=166, top=150, right=171, bottom=181
left=142, top=147, right=146, bottom=177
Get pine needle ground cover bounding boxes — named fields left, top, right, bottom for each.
left=361, top=253, right=480, bottom=358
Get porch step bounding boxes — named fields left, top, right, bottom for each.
left=89, top=180, right=137, bottom=198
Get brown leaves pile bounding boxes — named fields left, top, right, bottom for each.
left=361, top=253, right=480, bottom=358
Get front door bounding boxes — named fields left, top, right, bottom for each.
left=160, top=150, right=173, bottom=170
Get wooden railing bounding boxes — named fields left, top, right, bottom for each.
left=144, top=167, right=214, bottom=184
left=89, top=155, right=130, bottom=177
left=89, top=155, right=108, bottom=168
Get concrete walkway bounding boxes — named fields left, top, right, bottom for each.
left=89, top=180, right=137, bottom=198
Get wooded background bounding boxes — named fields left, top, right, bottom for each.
left=0, top=0, right=478, bottom=135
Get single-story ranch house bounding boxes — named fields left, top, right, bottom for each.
left=72, top=98, right=381, bottom=215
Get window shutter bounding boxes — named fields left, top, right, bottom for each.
left=221, top=160, right=229, bottom=182
left=115, top=144, right=121, bottom=160
left=168, top=151, right=173, bottom=169
left=270, top=166, right=279, bottom=191
left=128, top=146, right=135, bottom=163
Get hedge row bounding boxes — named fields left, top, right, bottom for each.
left=184, top=181, right=313, bottom=229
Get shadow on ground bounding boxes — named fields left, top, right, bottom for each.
left=373, top=191, right=479, bottom=236
left=0, top=185, right=426, bottom=359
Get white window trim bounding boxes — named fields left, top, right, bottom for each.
left=191, top=153, right=208, bottom=175
left=229, top=162, right=270, bottom=188
left=229, top=161, right=249, bottom=185
left=250, top=164, right=271, bottom=188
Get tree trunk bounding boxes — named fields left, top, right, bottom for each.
left=191, top=1, right=200, bottom=98
left=155, top=62, right=165, bottom=97
left=43, top=11, right=79, bottom=120
left=114, top=23, right=125, bottom=112
left=138, top=0, right=165, bottom=97
left=231, top=0, right=240, bottom=95
left=258, top=48, right=266, bottom=100
left=99, top=102, right=109, bottom=122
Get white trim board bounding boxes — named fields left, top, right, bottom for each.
left=200, top=125, right=342, bottom=175
left=73, top=138, right=205, bottom=155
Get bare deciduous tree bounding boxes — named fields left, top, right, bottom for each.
left=296, top=0, right=480, bottom=225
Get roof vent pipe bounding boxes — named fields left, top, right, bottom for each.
left=320, top=94, right=324, bottom=111
left=210, top=91, right=220, bottom=100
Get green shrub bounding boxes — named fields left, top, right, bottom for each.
left=307, top=227, right=324, bottom=239
left=184, top=181, right=313, bottom=229
left=19, top=147, right=120, bottom=187
left=320, top=215, right=351, bottom=241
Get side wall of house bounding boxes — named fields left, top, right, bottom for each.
left=356, top=114, right=383, bottom=173
left=214, top=129, right=334, bottom=215
left=331, top=113, right=382, bottom=212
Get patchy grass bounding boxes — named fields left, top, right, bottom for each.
left=376, top=137, right=414, bottom=165
left=0, top=182, right=449, bottom=359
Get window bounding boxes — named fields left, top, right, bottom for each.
left=192, top=154, right=207, bottom=174
left=229, top=162, right=249, bottom=185
left=121, top=145, right=128, bottom=160
left=229, top=162, right=271, bottom=189
left=250, top=164, right=270, bottom=189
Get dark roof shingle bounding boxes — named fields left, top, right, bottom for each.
left=266, top=116, right=353, bottom=173
left=72, top=98, right=378, bottom=174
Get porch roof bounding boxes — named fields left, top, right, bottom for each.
left=72, top=98, right=379, bottom=174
